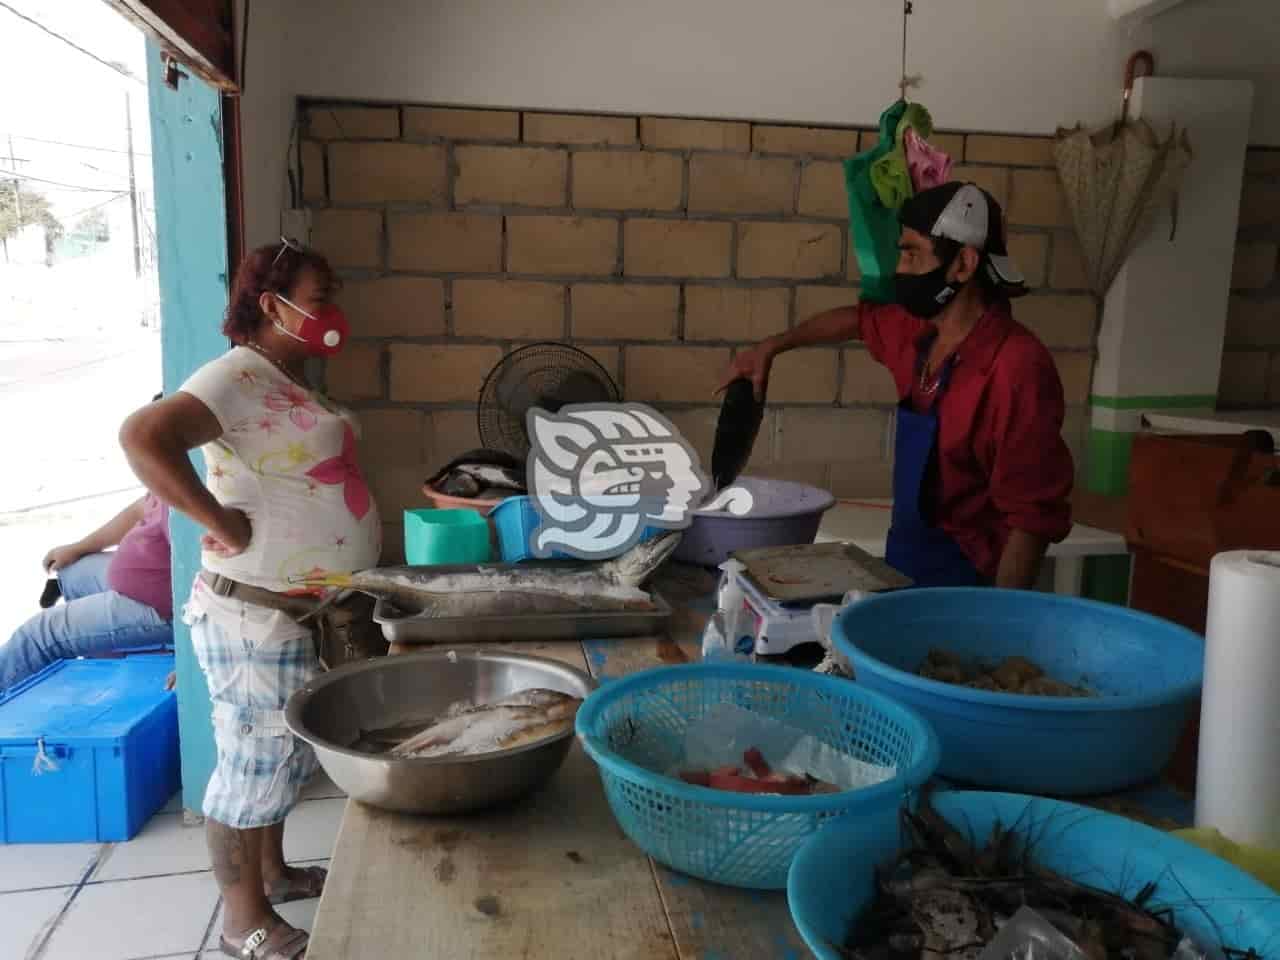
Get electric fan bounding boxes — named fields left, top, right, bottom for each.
left=476, top=342, right=621, bottom=458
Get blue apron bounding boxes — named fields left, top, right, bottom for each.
left=885, top=335, right=987, bottom=588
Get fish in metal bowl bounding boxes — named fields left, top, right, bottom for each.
left=285, top=649, right=597, bottom=815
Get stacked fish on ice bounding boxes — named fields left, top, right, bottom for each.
left=295, top=530, right=684, bottom=617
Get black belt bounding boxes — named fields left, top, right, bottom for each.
left=198, top=570, right=323, bottom=621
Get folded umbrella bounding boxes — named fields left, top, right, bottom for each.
left=1052, top=51, right=1193, bottom=303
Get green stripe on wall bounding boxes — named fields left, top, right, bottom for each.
left=1082, top=426, right=1133, bottom=607
left=1086, top=427, right=1135, bottom=497
left=1089, top=394, right=1217, bottom=410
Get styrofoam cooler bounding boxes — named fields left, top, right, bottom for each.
left=0, top=654, right=180, bottom=843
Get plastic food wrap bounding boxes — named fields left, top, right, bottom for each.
left=667, top=702, right=896, bottom=793
left=977, top=907, right=1089, bottom=960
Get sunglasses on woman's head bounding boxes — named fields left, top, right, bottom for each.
left=271, top=235, right=304, bottom=268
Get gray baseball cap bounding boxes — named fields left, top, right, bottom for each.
left=900, top=181, right=1028, bottom=295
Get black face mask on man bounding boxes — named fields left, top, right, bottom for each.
left=893, top=248, right=962, bottom=319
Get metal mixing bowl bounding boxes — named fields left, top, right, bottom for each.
left=284, top=649, right=596, bottom=815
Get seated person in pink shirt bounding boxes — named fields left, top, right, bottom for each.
left=0, top=493, right=174, bottom=691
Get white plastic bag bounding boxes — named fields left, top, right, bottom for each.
left=977, top=907, right=1088, bottom=960
left=669, top=702, right=897, bottom=790
left=809, top=590, right=863, bottom=678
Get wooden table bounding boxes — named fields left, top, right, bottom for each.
left=307, top=562, right=1192, bottom=959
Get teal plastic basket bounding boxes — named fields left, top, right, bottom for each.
left=788, top=791, right=1280, bottom=960
left=575, top=663, right=940, bottom=890
left=403, top=508, right=491, bottom=565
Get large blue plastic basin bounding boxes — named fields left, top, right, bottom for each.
left=831, top=588, right=1204, bottom=795
left=788, top=790, right=1280, bottom=960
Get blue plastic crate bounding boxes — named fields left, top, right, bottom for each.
left=0, top=655, right=180, bottom=844
left=489, top=495, right=664, bottom=562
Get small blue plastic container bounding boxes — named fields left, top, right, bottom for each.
left=832, top=588, right=1205, bottom=796
left=0, top=654, right=180, bottom=844
left=404, top=508, right=491, bottom=565
left=575, top=662, right=940, bottom=890
left=788, top=791, right=1280, bottom=960
left=489, top=495, right=664, bottom=562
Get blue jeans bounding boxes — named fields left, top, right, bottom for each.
left=0, top=553, right=173, bottom=693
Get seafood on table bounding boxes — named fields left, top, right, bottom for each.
left=425, top=448, right=527, bottom=499
left=843, top=790, right=1236, bottom=960
left=352, top=688, right=582, bottom=759
left=917, top=649, right=1095, bottom=698
left=295, top=531, right=683, bottom=618
left=679, top=747, right=840, bottom=796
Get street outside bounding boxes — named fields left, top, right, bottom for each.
left=1, top=0, right=163, bottom=651
left=0, top=275, right=162, bottom=643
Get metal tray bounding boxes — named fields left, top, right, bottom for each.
left=373, top=591, right=673, bottom=644
left=731, top=541, right=913, bottom=604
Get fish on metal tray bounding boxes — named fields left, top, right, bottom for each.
left=294, top=531, right=683, bottom=618
left=383, top=688, right=582, bottom=760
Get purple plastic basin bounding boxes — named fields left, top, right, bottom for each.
left=672, top=475, right=836, bottom=568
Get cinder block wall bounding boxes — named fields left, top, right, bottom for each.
left=1221, top=149, right=1280, bottom=408
left=297, top=101, right=1099, bottom=562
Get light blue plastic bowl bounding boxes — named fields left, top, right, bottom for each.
left=831, top=587, right=1205, bottom=796
left=488, top=495, right=664, bottom=563
left=788, top=790, right=1280, bottom=960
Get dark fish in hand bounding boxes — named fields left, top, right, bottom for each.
left=711, top=378, right=765, bottom=491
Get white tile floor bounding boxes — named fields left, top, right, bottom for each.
left=2, top=770, right=346, bottom=960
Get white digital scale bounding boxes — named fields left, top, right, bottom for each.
left=715, top=542, right=914, bottom=657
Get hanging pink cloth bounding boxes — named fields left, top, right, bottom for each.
left=903, top=127, right=952, bottom=193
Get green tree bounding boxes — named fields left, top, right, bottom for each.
left=0, top=181, right=64, bottom=252
left=75, top=206, right=110, bottom=242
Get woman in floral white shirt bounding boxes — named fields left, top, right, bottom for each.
left=121, top=238, right=380, bottom=960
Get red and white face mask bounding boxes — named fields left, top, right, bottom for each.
left=273, top=294, right=349, bottom=357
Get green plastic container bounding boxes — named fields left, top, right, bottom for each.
left=404, top=508, right=492, bottom=565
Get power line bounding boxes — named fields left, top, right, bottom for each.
left=3, top=133, right=150, bottom=158
left=0, top=1, right=145, bottom=86
left=61, top=192, right=126, bottom=223
left=0, top=168, right=127, bottom=193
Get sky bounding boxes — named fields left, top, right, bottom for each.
left=0, top=0, right=154, bottom=225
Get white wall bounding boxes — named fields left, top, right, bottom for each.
left=284, top=0, right=1133, bottom=136
left=1094, top=77, right=1254, bottom=406
left=237, top=0, right=295, bottom=252
left=1149, top=0, right=1280, bottom=149
left=236, top=0, right=1276, bottom=249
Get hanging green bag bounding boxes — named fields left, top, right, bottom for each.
left=845, top=100, right=908, bottom=303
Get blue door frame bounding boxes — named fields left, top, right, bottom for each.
left=144, top=38, right=228, bottom=813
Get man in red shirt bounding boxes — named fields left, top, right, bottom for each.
left=722, top=181, right=1074, bottom=589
